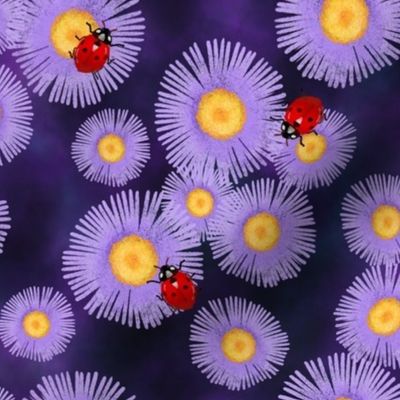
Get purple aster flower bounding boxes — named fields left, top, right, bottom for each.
left=0, top=287, right=75, bottom=362
left=209, top=178, right=316, bottom=287
left=162, top=162, right=233, bottom=241
left=0, top=0, right=24, bottom=54
left=71, top=109, right=150, bottom=187
left=155, top=38, right=286, bottom=183
left=269, top=109, right=357, bottom=190
left=341, top=174, right=400, bottom=268
left=23, top=371, right=136, bottom=400
left=279, top=352, right=400, bottom=400
left=0, top=64, right=33, bottom=166
left=0, top=200, right=11, bottom=254
left=190, top=296, right=289, bottom=391
left=276, top=0, right=400, bottom=88
left=335, top=266, right=400, bottom=369
left=62, top=190, right=202, bottom=329
left=0, top=388, right=14, bottom=400
left=14, top=0, right=145, bottom=108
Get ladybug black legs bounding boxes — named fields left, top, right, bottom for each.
left=314, top=131, right=319, bottom=136
left=75, top=35, right=82, bottom=41
left=178, top=260, right=185, bottom=270
left=299, top=136, right=305, bottom=147
left=68, top=50, right=73, bottom=58
left=147, top=280, right=159, bottom=284
left=86, top=22, right=93, bottom=33
left=111, top=43, right=125, bottom=48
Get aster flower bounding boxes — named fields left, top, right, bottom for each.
left=335, top=266, right=400, bottom=369
left=341, top=174, right=400, bottom=268
left=155, top=38, right=285, bottom=182
left=71, top=109, right=150, bottom=187
left=276, top=0, right=400, bottom=88
left=23, top=371, right=136, bottom=400
left=62, top=190, right=202, bottom=329
left=0, top=200, right=11, bottom=254
left=0, top=388, right=14, bottom=400
left=279, top=352, right=400, bottom=400
left=209, top=178, right=316, bottom=287
left=162, top=162, right=233, bottom=241
left=0, top=64, right=33, bottom=166
left=269, top=109, right=356, bottom=190
left=0, top=0, right=24, bottom=54
left=0, top=287, right=75, bottom=362
left=190, top=296, right=289, bottom=391
left=14, top=0, right=145, bottom=108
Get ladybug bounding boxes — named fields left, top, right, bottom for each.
left=148, top=260, right=198, bottom=311
left=280, top=96, right=325, bottom=146
left=69, top=22, right=123, bottom=77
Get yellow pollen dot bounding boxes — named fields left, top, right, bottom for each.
left=320, top=0, right=369, bottom=44
left=50, top=8, right=98, bottom=58
left=371, top=205, right=400, bottom=240
left=196, top=88, right=247, bottom=141
left=221, top=328, right=257, bottom=363
left=22, top=311, right=51, bottom=339
left=367, top=297, right=400, bottom=337
left=295, top=134, right=328, bottom=164
left=109, top=234, right=158, bottom=286
left=186, top=188, right=214, bottom=218
left=97, top=134, right=126, bottom=163
left=243, top=212, right=281, bottom=252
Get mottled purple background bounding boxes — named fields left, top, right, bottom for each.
left=1, top=0, right=400, bottom=398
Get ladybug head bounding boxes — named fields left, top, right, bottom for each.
left=93, top=27, right=112, bottom=45
left=280, top=121, right=299, bottom=140
left=158, top=265, right=178, bottom=282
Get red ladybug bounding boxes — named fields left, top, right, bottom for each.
left=148, top=260, right=198, bottom=311
left=69, top=22, right=122, bottom=77
left=280, top=96, right=324, bottom=146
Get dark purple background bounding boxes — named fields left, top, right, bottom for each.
left=1, top=0, right=400, bottom=398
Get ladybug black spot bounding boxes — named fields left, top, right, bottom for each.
left=171, top=292, right=176, bottom=297
left=94, top=56, right=100, bottom=60
left=297, top=108, right=302, bottom=112
left=82, top=48, right=88, bottom=52
left=308, top=117, right=313, bottom=122
left=183, top=285, right=189, bottom=290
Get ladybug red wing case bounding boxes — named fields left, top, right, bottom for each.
left=161, top=271, right=197, bottom=311
left=74, top=35, right=110, bottom=73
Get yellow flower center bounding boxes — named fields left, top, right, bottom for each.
left=186, top=188, right=214, bottom=218
left=221, top=328, right=256, bottom=363
left=371, top=205, right=400, bottom=240
left=50, top=8, right=98, bottom=58
left=109, top=234, right=158, bottom=286
left=367, top=297, right=400, bottom=337
left=22, top=311, right=51, bottom=339
left=196, top=88, right=247, bottom=141
left=97, top=134, right=126, bottom=163
left=337, top=398, right=352, bottom=400
left=320, top=0, right=369, bottom=44
left=243, top=212, right=281, bottom=252
left=295, top=134, right=328, bottom=164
